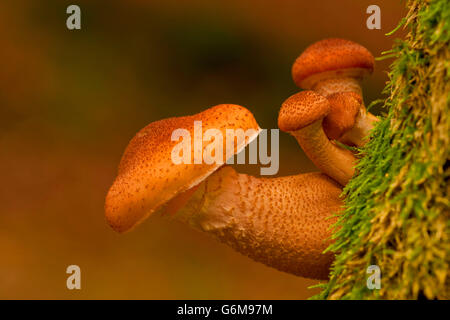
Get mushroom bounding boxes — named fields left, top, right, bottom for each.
left=105, top=104, right=260, bottom=233
left=278, top=91, right=356, bottom=186
left=292, top=38, right=374, bottom=97
left=105, top=104, right=343, bottom=279
left=324, top=91, right=375, bottom=146
left=292, top=38, right=378, bottom=146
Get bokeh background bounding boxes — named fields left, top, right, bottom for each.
left=0, top=0, right=407, bottom=299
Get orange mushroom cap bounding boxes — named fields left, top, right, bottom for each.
left=105, top=104, right=260, bottom=233
left=292, top=38, right=375, bottom=88
left=323, top=92, right=362, bottom=140
left=278, top=90, right=330, bottom=132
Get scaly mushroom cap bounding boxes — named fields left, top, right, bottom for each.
left=292, top=38, right=375, bottom=88
left=105, top=104, right=260, bottom=233
left=278, top=91, right=330, bottom=132
left=323, top=92, right=362, bottom=140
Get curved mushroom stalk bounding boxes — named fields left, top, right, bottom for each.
left=167, top=166, right=343, bottom=280
left=292, top=122, right=356, bottom=186
left=292, top=38, right=379, bottom=146
left=278, top=91, right=356, bottom=186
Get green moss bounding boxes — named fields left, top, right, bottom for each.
left=313, top=0, right=449, bottom=300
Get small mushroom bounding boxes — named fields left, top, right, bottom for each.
left=278, top=91, right=356, bottom=186
left=105, top=104, right=343, bottom=279
left=324, top=91, right=377, bottom=146
left=292, top=38, right=379, bottom=146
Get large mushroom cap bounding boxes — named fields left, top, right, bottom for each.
left=292, top=38, right=375, bottom=88
left=323, top=91, right=362, bottom=140
left=278, top=91, right=330, bottom=132
left=105, top=104, right=260, bottom=233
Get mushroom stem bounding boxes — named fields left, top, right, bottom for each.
left=311, top=75, right=363, bottom=97
left=166, top=166, right=343, bottom=280
left=291, top=121, right=356, bottom=186
left=340, top=106, right=378, bottom=146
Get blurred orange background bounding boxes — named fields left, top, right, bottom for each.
left=0, top=0, right=406, bottom=299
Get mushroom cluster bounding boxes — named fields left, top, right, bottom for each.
left=105, top=38, right=378, bottom=280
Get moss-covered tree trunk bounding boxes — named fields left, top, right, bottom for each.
left=316, top=0, right=449, bottom=299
